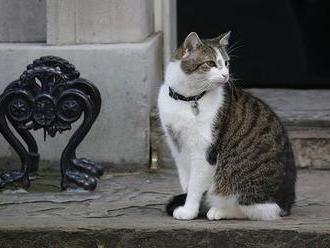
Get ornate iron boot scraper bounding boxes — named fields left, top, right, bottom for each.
left=0, top=56, right=103, bottom=191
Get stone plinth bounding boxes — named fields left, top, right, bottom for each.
left=47, top=0, right=154, bottom=45
left=0, top=33, right=162, bottom=168
left=0, top=0, right=46, bottom=42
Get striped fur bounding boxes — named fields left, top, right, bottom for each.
left=208, top=86, right=296, bottom=215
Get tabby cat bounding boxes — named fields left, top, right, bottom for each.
left=158, top=31, right=296, bottom=220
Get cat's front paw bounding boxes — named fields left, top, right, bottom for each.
left=173, top=206, right=198, bottom=220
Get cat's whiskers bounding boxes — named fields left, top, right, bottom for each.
left=227, top=80, right=235, bottom=98
left=227, top=73, right=242, bottom=98
left=226, top=40, right=240, bottom=52
left=228, top=54, right=240, bottom=59
left=226, top=41, right=245, bottom=55
left=230, top=75, right=243, bottom=89
left=229, top=73, right=242, bottom=82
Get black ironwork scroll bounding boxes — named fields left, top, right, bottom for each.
left=0, top=56, right=103, bottom=191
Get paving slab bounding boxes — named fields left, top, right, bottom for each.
left=0, top=169, right=329, bottom=247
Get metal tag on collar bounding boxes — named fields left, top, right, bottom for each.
left=191, top=101, right=199, bottom=115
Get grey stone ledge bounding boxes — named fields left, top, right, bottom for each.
left=248, top=88, right=330, bottom=127
left=0, top=170, right=329, bottom=247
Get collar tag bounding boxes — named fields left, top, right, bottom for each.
left=191, top=101, right=199, bottom=115
left=168, top=87, right=206, bottom=116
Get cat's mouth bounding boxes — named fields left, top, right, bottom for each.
left=213, top=74, right=229, bottom=85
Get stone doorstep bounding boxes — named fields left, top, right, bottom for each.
left=0, top=170, right=329, bottom=247
left=153, top=89, right=330, bottom=170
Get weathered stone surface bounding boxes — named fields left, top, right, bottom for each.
left=291, top=138, right=330, bottom=169
left=0, top=34, right=162, bottom=168
left=0, top=170, right=329, bottom=247
left=47, top=0, right=154, bottom=45
left=0, top=229, right=329, bottom=248
left=46, top=0, right=76, bottom=45
left=248, top=89, right=330, bottom=127
left=0, top=0, right=46, bottom=42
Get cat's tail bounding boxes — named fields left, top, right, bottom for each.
left=166, top=193, right=209, bottom=216
left=166, top=193, right=187, bottom=216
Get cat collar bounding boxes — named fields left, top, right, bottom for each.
left=168, top=87, right=206, bottom=102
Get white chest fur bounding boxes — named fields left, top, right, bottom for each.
left=158, top=85, right=224, bottom=156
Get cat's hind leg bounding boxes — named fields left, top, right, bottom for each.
left=239, top=203, right=281, bottom=220
left=206, top=191, right=281, bottom=220
left=237, top=191, right=282, bottom=220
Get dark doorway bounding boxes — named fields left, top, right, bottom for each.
left=177, top=0, right=330, bottom=88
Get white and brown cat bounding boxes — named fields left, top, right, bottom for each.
left=158, top=32, right=296, bottom=221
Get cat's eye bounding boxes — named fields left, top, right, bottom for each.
left=206, top=61, right=217, bottom=67
left=225, top=60, right=230, bottom=67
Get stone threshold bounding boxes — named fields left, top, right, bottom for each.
left=247, top=89, right=330, bottom=128
left=0, top=169, right=329, bottom=247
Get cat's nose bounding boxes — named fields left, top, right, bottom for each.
left=222, top=74, right=229, bottom=80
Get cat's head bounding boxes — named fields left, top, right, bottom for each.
left=165, top=31, right=231, bottom=96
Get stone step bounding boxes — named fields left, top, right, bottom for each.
left=152, top=88, right=330, bottom=170
left=0, top=170, right=329, bottom=247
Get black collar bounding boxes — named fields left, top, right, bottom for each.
left=168, top=87, right=206, bottom=102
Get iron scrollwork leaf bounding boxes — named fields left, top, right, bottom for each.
left=0, top=56, right=103, bottom=191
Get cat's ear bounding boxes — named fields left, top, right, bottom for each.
left=184, top=32, right=203, bottom=51
left=219, top=31, right=231, bottom=47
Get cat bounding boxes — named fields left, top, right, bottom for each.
left=158, top=31, right=296, bottom=221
